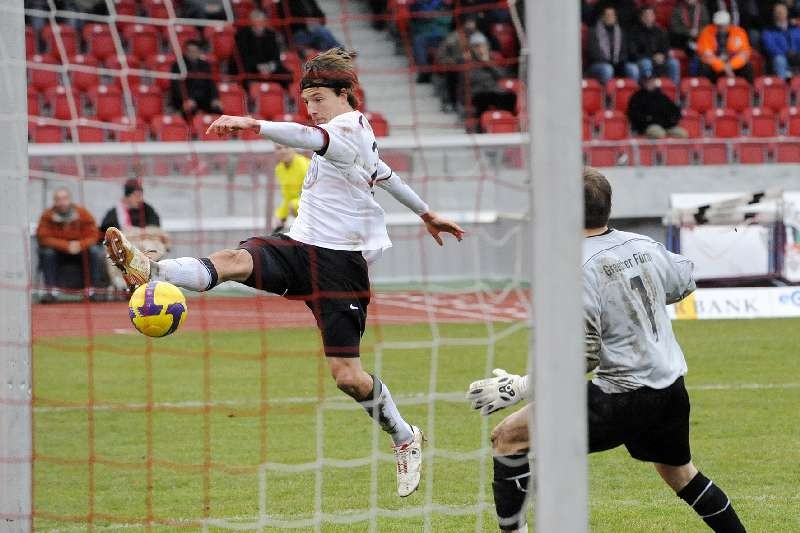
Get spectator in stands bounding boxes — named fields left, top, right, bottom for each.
left=592, top=0, right=639, bottom=30
left=436, top=16, right=485, bottom=111
left=761, top=2, right=800, bottom=79
left=36, top=187, right=106, bottom=302
left=169, top=40, right=222, bottom=116
left=705, top=0, right=761, bottom=29
left=463, top=33, right=516, bottom=130
left=627, top=74, right=688, bottom=139
left=588, top=6, right=640, bottom=85
left=670, top=0, right=710, bottom=59
left=233, top=9, right=292, bottom=88
left=272, top=144, right=309, bottom=233
left=277, top=0, right=341, bottom=52
left=181, top=0, right=226, bottom=20
left=631, top=7, right=681, bottom=85
left=697, top=10, right=754, bottom=82
left=100, top=179, right=169, bottom=293
left=411, top=0, right=452, bottom=83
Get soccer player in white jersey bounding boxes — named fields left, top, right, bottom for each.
left=465, top=168, right=746, bottom=532
left=104, top=48, right=465, bottom=497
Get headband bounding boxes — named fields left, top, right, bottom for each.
left=300, top=77, right=352, bottom=91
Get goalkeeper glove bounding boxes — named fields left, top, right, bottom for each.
left=466, top=369, right=530, bottom=416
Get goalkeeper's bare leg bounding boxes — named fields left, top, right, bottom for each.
left=490, top=404, right=532, bottom=533
left=104, top=227, right=424, bottom=496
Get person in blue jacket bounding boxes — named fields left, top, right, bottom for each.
left=761, top=2, right=800, bottom=79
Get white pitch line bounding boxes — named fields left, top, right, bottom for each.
left=31, top=383, right=800, bottom=414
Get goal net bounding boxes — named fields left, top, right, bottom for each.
left=16, top=1, right=542, bottom=530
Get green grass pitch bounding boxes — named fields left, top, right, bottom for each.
left=32, top=318, right=800, bottom=532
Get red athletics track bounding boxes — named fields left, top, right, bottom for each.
left=32, top=291, right=529, bottom=339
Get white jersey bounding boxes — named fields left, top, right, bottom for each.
left=583, top=229, right=696, bottom=393
left=288, top=110, right=392, bottom=252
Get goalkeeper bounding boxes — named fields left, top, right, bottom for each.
left=466, top=167, right=746, bottom=533
left=271, top=144, right=308, bottom=233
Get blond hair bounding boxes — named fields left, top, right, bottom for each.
left=300, top=48, right=360, bottom=108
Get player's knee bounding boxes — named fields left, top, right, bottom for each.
left=331, top=366, right=361, bottom=397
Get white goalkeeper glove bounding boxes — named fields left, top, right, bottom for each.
left=466, top=369, right=530, bottom=416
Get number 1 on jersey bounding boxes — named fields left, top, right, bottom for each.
left=630, top=275, right=659, bottom=340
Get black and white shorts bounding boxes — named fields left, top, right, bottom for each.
left=588, top=376, right=691, bottom=466
left=238, top=234, right=370, bottom=358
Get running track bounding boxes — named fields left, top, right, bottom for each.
left=32, top=291, right=529, bottom=338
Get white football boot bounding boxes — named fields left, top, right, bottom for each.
left=393, top=425, right=424, bottom=497
left=103, top=227, right=152, bottom=290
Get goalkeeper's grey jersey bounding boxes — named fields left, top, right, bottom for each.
left=583, top=229, right=695, bottom=393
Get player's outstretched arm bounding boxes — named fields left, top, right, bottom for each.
left=375, top=161, right=465, bottom=245
left=466, top=369, right=531, bottom=416
left=206, top=116, right=326, bottom=151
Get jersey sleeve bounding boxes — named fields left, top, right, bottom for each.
left=583, top=268, right=602, bottom=371
left=316, top=113, right=366, bottom=169
left=374, top=159, right=429, bottom=215
left=661, top=248, right=696, bottom=305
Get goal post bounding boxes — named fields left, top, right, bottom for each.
left=0, top=1, right=33, bottom=530
left=528, top=1, right=589, bottom=531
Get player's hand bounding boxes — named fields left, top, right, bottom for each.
left=466, top=368, right=525, bottom=416
left=421, top=211, right=465, bottom=246
left=206, top=115, right=260, bottom=137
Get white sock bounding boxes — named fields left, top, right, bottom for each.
left=152, top=257, right=213, bottom=292
left=360, top=376, right=414, bottom=446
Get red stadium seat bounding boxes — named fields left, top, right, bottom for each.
left=142, top=0, right=169, bottom=18
left=44, top=85, right=78, bottom=120
left=83, top=23, right=117, bottom=62
left=653, top=77, right=677, bottom=102
left=706, top=108, right=740, bottom=138
left=737, top=141, right=769, bottom=163
left=192, top=113, right=222, bottom=140
left=717, top=77, right=752, bottom=112
left=681, top=77, right=715, bottom=113
left=103, top=54, right=142, bottom=89
left=743, top=107, right=777, bottom=137
left=133, top=84, right=163, bottom=123
left=124, top=24, right=161, bottom=61
left=654, top=0, right=676, bottom=28
left=26, top=26, right=37, bottom=57
left=598, top=110, right=629, bottom=140
left=75, top=118, right=107, bottom=142
left=170, top=24, right=201, bottom=50
left=42, top=23, right=78, bottom=58
left=68, top=54, right=101, bottom=94
left=249, top=82, right=286, bottom=118
left=697, top=142, right=729, bottom=164
left=780, top=106, right=800, bottom=136
left=28, top=87, right=40, bottom=116
left=113, top=0, right=136, bottom=17
left=364, top=111, right=389, bottom=137
left=664, top=142, right=694, bottom=165
left=490, top=23, right=518, bottom=58
left=582, top=78, right=604, bottom=115
left=791, top=77, right=800, bottom=104
left=750, top=49, right=764, bottom=78
left=144, top=54, right=176, bottom=91
left=671, top=47, right=689, bottom=78
left=204, top=24, right=236, bottom=61
left=87, top=84, right=124, bottom=121
left=217, top=82, right=247, bottom=115
left=583, top=114, right=594, bottom=140
left=586, top=145, right=631, bottom=167
left=606, top=78, right=638, bottom=112
left=775, top=140, right=800, bottom=162
left=29, top=119, right=63, bottom=143
left=480, top=110, right=519, bottom=133
left=755, top=76, right=788, bottom=113
left=637, top=143, right=660, bottom=166
left=151, top=114, right=189, bottom=141
left=231, top=0, right=256, bottom=20
left=28, top=54, right=61, bottom=92
left=678, top=108, right=703, bottom=138
left=115, top=116, right=149, bottom=142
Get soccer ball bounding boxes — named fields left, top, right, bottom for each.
left=128, top=281, right=188, bottom=337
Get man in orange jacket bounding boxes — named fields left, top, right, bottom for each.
left=36, top=187, right=106, bottom=301
left=697, top=10, right=754, bottom=82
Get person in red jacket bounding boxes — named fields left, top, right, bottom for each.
left=696, top=10, right=754, bottom=82
left=36, top=187, right=106, bottom=302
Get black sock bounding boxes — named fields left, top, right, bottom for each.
left=493, top=454, right=530, bottom=531
left=199, top=258, right=219, bottom=291
left=677, top=471, right=746, bottom=532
